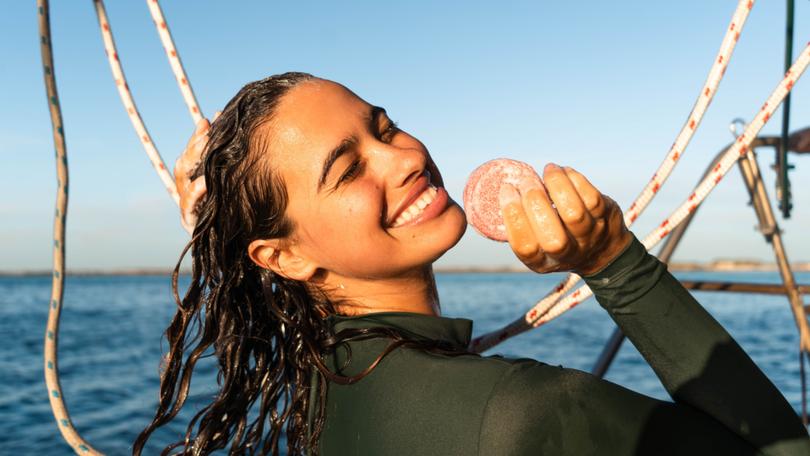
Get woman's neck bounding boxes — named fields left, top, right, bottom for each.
left=322, top=266, right=440, bottom=316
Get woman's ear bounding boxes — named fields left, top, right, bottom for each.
left=248, top=238, right=318, bottom=281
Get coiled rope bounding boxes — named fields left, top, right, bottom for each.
left=473, top=40, right=810, bottom=351
left=474, top=0, right=751, bottom=350
left=41, top=1, right=200, bottom=453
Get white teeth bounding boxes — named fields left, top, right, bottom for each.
left=391, top=185, right=438, bottom=228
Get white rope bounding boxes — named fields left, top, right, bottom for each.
left=39, top=0, right=101, bottom=452
left=472, top=0, right=755, bottom=351
left=92, top=0, right=179, bottom=205
left=473, top=40, right=810, bottom=352
left=42, top=1, right=203, bottom=453
left=144, top=0, right=204, bottom=125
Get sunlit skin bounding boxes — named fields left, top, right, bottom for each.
left=174, top=78, right=632, bottom=318
left=245, top=80, right=467, bottom=315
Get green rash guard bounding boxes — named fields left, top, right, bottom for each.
left=313, top=237, right=810, bottom=455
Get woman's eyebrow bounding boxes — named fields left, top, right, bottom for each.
left=318, top=136, right=356, bottom=192
left=317, top=106, right=388, bottom=192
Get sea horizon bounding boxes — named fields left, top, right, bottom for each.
left=3, top=259, right=810, bottom=277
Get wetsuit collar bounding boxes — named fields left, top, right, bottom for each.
left=328, top=312, right=473, bottom=350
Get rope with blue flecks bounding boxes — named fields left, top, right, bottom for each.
left=42, top=1, right=202, bottom=453
left=38, top=0, right=100, bottom=453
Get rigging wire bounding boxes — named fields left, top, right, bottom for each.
left=778, top=0, right=795, bottom=218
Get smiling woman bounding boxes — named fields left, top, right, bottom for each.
left=243, top=78, right=466, bottom=294
left=136, top=72, right=810, bottom=455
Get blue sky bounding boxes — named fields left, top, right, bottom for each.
left=2, top=1, right=809, bottom=271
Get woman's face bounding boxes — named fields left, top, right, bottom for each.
left=258, top=79, right=467, bottom=281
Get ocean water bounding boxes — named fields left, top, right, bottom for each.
left=2, top=271, right=809, bottom=454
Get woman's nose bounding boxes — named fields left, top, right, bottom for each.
left=372, top=142, right=427, bottom=189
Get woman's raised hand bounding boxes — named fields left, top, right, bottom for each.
left=500, top=163, right=633, bottom=276
left=174, top=113, right=218, bottom=234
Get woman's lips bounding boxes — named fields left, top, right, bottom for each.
left=390, top=185, right=449, bottom=229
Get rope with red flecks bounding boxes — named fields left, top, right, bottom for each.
left=144, top=0, right=204, bottom=125
left=473, top=40, right=810, bottom=352
left=91, top=0, right=188, bottom=205
left=473, top=0, right=755, bottom=352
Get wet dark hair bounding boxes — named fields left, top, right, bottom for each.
left=133, top=72, right=468, bottom=455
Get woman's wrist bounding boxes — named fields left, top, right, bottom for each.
left=575, top=229, right=634, bottom=277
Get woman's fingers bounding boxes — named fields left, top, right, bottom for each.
left=518, top=178, right=571, bottom=259
left=564, top=167, right=606, bottom=219
left=180, top=178, right=207, bottom=234
left=176, top=116, right=213, bottom=234
left=500, top=184, right=547, bottom=270
left=542, top=163, right=595, bottom=240
left=499, top=162, right=632, bottom=275
left=175, top=119, right=208, bottom=178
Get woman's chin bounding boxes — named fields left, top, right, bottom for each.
left=424, top=202, right=468, bottom=263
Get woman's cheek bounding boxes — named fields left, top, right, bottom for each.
left=343, top=184, right=383, bottom=226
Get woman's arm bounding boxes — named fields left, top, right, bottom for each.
left=478, top=238, right=808, bottom=455
left=583, top=236, right=809, bottom=454
left=495, top=164, right=809, bottom=454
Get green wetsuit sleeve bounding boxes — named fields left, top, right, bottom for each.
left=583, top=236, right=808, bottom=454
left=478, top=237, right=809, bottom=455
left=585, top=238, right=807, bottom=454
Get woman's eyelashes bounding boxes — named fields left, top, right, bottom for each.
left=335, top=121, right=399, bottom=188
left=338, top=158, right=364, bottom=185
left=380, top=120, right=399, bottom=142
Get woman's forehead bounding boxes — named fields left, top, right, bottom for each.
left=261, top=79, right=370, bottom=193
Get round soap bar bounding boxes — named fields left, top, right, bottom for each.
left=463, top=158, right=542, bottom=242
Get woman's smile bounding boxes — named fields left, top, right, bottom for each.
left=387, top=171, right=450, bottom=229
left=254, top=78, right=467, bottom=282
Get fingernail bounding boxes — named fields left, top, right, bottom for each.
left=499, top=183, right=520, bottom=206
left=544, top=163, right=560, bottom=173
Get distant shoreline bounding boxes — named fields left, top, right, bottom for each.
left=437, top=261, right=810, bottom=273
left=3, top=261, right=810, bottom=277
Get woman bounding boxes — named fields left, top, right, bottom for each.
left=136, top=72, right=809, bottom=455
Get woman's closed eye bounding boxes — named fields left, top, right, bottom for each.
left=333, top=120, right=399, bottom=189
left=338, top=158, right=364, bottom=185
